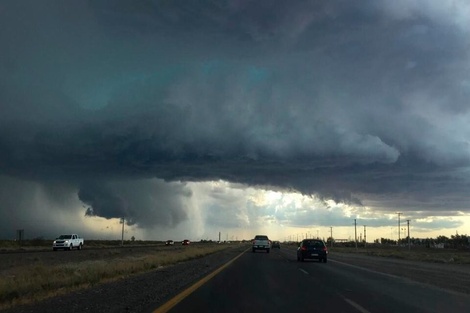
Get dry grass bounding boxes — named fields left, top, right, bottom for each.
left=0, top=244, right=231, bottom=310
left=0, top=239, right=165, bottom=252
left=330, top=246, right=470, bottom=264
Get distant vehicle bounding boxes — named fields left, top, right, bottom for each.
left=52, top=234, right=84, bottom=251
left=165, top=240, right=174, bottom=246
left=297, top=239, right=328, bottom=263
left=182, top=239, right=190, bottom=245
left=252, top=235, right=271, bottom=253
left=272, top=241, right=281, bottom=249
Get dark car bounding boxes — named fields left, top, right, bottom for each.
left=297, top=239, right=328, bottom=263
left=182, top=239, right=190, bottom=245
left=165, top=240, right=174, bottom=246
left=272, top=241, right=281, bottom=249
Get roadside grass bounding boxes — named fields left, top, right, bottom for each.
left=0, top=244, right=232, bottom=310
left=330, top=246, right=470, bottom=264
left=0, top=239, right=165, bottom=252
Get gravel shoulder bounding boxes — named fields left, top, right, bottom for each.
left=2, top=245, right=249, bottom=313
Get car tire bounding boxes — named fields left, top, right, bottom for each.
left=78, top=244, right=82, bottom=250
left=69, top=244, right=73, bottom=251
left=300, top=255, right=304, bottom=262
left=323, top=258, right=328, bottom=263
left=53, top=248, right=57, bottom=251
left=297, top=255, right=300, bottom=262
left=252, top=248, right=255, bottom=253
left=267, top=249, right=270, bottom=253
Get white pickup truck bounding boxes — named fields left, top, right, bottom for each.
left=52, top=234, right=84, bottom=251
left=252, top=235, right=271, bottom=253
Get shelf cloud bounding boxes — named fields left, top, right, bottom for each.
left=1, top=1, right=469, bottom=238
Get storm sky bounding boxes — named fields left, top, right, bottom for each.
left=1, top=1, right=470, bottom=240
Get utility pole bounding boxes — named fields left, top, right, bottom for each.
left=354, top=219, right=357, bottom=249
left=407, top=220, right=411, bottom=250
left=330, top=227, right=333, bottom=247
left=363, top=225, right=367, bottom=248
left=120, top=217, right=125, bottom=246
left=397, top=212, right=402, bottom=245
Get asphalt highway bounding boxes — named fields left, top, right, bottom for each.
left=153, top=247, right=470, bottom=313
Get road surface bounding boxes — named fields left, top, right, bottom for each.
left=153, top=247, right=470, bottom=313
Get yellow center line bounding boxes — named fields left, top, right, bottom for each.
left=153, top=247, right=250, bottom=313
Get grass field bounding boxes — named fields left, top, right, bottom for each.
left=281, top=241, right=470, bottom=264
left=0, top=239, right=169, bottom=251
left=0, top=241, right=236, bottom=310
left=329, top=245, right=470, bottom=264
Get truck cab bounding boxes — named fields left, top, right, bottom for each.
left=52, top=234, right=84, bottom=251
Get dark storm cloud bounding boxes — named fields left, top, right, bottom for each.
left=1, top=0, right=470, bottom=235
left=0, top=175, right=83, bottom=239
left=79, top=179, right=191, bottom=228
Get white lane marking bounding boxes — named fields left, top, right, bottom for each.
left=330, top=258, right=469, bottom=297
left=342, top=297, right=371, bottom=313
left=298, top=268, right=309, bottom=275
left=329, top=259, right=402, bottom=280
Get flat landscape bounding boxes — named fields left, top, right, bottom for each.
left=1, top=242, right=470, bottom=312
left=2, top=3, right=470, bottom=312
left=0, top=240, right=238, bottom=311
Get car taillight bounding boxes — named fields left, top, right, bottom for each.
left=301, top=246, right=307, bottom=251
left=323, top=247, right=328, bottom=251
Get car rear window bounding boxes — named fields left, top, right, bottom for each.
left=255, top=235, right=268, bottom=240
left=304, top=240, right=324, bottom=247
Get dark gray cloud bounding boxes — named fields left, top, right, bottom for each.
left=79, top=179, right=191, bottom=227
left=1, top=1, right=470, bottom=237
